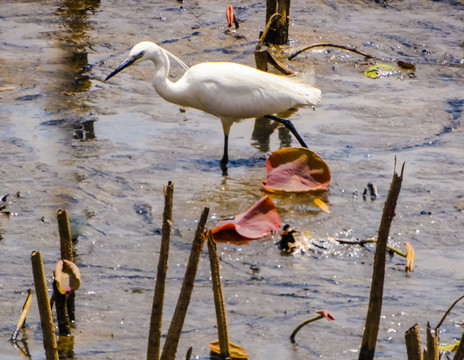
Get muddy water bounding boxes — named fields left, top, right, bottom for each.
left=1, top=0, right=463, bottom=359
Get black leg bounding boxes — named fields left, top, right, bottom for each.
left=220, top=133, right=229, bottom=175
left=264, top=115, right=308, bottom=148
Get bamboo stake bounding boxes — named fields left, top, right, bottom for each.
left=147, top=182, right=174, bottom=360
left=10, top=289, right=34, bottom=342
left=359, top=161, right=405, bottom=360
left=160, top=207, right=209, bottom=360
left=207, top=231, right=230, bottom=359
left=57, top=209, right=75, bottom=323
left=426, top=322, right=439, bottom=360
left=53, top=280, right=70, bottom=335
left=31, top=251, right=59, bottom=360
left=405, top=324, right=423, bottom=360
left=57, top=209, right=73, bottom=262
left=453, top=330, right=464, bottom=360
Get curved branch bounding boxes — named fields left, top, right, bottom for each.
left=288, top=43, right=376, bottom=61
left=436, top=293, right=464, bottom=330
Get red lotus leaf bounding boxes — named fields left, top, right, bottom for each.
left=262, top=148, right=331, bottom=193
left=212, top=196, right=281, bottom=243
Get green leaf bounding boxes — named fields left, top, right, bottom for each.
left=364, top=64, right=397, bottom=79
left=54, top=260, right=81, bottom=294
left=438, top=340, right=460, bottom=352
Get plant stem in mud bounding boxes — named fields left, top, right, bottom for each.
left=147, top=182, right=174, bottom=360
left=359, top=162, right=405, bottom=360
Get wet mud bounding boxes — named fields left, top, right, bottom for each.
left=1, top=0, right=463, bottom=359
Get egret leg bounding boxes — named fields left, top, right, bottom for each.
left=264, top=115, right=308, bottom=148
left=220, top=133, right=229, bottom=165
left=220, top=133, right=229, bottom=175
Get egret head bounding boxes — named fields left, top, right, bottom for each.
left=105, top=42, right=158, bottom=82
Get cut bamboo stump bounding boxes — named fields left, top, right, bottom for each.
left=207, top=231, right=230, bottom=359
left=57, top=209, right=73, bottom=262
left=264, top=0, right=290, bottom=45
left=359, top=162, right=405, bottom=360
left=405, top=324, right=423, bottom=360
left=147, top=181, right=174, bottom=360
left=31, top=251, right=59, bottom=360
left=454, top=330, right=464, bottom=360
left=426, top=322, right=439, bottom=360
left=160, top=207, right=209, bottom=360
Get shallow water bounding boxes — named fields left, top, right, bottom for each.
left=1, top=0, right=463, bottom=359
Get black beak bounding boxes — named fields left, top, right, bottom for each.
left=105, top=57, right=137, bottom=82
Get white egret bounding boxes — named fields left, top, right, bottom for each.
left=105, top=41, right=321, bottom=169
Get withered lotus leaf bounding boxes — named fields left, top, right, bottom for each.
left=262, top=148, right=330, bottom=193
left=212, top=196, right=281, bottom=243
left=54, top=259, right=81, bottom=294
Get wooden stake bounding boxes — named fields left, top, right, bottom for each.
left=31, top=251, right=59, bottom=360
left=160, top=207, right=209, bottom=360
left=147, top=182, right=174, bottom=360
left=405, top=324, right=423, bottom=360
left=426, top=322, right=439, bottom=360
left=57, top=209, right=73, bottom=262
left=359, top=162, right=405, bottom=360
left=10, top=289, right=34, bottom=342
left=454, top=330, right=464, bottom=360
left=207, top=231, right=230, bottom=359
left=53, top=280, right=71, bottom=335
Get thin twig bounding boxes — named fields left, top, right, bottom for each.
left=10, top=289, right=34, bottom=342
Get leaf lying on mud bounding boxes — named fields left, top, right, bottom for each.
left=404, top=242, right=415, bottom=272
left=397, top=60, right=416, bottom=71
left=54, top=260, right=81, bottom=294
left=212, top=196, right=281, bottom=243
left=364, top=64, right=397, bottom=79
left=210, top=340, right=248, bottom=359
left=262, top=148, right=330, bottom=193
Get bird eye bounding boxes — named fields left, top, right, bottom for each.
left=135, top=51, right=145, bottom=60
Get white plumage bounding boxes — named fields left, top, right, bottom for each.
left=106, top=41, right=321, bottom=167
